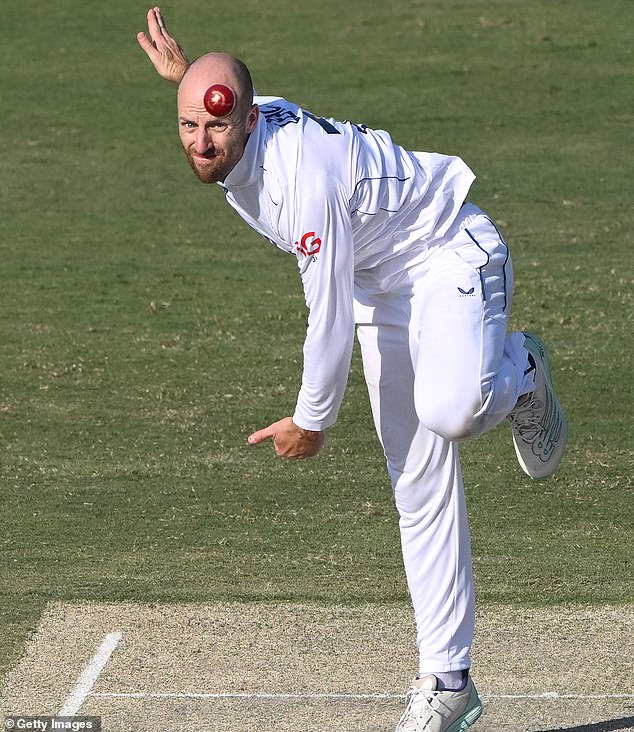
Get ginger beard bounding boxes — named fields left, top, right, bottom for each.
left=183, top=137, right=240, bottom=184
left=181, top=120, right=245, bottom=184
left=178, top=84, right=256, bottom=185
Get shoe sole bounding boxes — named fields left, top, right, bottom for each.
left=447, top=688, right=483, bottom=732
left=513, top=333, right=568, bottom=480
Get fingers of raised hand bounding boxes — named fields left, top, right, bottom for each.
left=148, top=6, right=168, bottom=39
left=138, top=7, right=189, bottom=82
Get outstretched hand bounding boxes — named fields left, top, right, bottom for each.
left=248, top=417, right=325, bottom=460
left=137, top=6, right=189, bottom=84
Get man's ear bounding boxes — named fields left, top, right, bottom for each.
left=246, top=104, right=259, bottom=133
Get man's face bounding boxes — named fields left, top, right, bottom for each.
left=177, top=101, right=258, bottom=184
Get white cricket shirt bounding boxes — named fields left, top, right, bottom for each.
left=219, top=96, right=475, bottom=432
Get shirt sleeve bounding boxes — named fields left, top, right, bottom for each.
left=289, top=170, right=355, bottom=432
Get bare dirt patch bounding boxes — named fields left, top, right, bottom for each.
left=2, top=602, right=632, bottom=731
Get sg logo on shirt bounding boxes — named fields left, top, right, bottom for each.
left=294, top=231, right=322, bottom=258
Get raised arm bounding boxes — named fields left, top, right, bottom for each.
left=137, top=6, right=189, bottom=84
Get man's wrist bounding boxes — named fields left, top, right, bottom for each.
left=292, top=406, right=335, bottom=432
left=296, top=425, right=324, bottom=440
left=171, top=62, right=189, bottom=84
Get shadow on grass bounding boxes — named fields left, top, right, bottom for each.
left=536, top=717, right=634, bottom=732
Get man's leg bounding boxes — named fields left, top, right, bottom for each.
left=411, top=207, right=530, bottom=443
left=356, top=307, right=482, bottom=732
left=411, top=205, right=567, bottom=479
left=355, top=302, right=475, bottom=675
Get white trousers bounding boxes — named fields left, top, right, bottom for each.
left=354, top=204, right=532, bottom=672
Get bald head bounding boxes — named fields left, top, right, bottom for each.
left=178, top=53, right=254, bottom=118
left=177, top=53, right=259, bottom=184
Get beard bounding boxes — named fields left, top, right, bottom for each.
left=184, top=150, right=232, bottom=184
left=185, top=152, right=223, bottom=183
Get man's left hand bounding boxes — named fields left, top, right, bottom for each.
left=248, top=417, right=325, bottom=459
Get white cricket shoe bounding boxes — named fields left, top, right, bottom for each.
left=508, top=332, right=568, bottom=479
left=395, top=674, right=483, bottom=732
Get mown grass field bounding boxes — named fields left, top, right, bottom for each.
left=1, top=0, right=632, bottom=683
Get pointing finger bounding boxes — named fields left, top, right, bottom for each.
left=248, top=426, right=274, bottom=445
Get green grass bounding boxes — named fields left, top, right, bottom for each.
left=1, top=0, right=632, bottom=681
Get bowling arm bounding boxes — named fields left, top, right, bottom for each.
left=137, top=6, right=190, bottom=84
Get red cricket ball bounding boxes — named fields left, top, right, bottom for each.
left=203, top=83, right=237, bottom=117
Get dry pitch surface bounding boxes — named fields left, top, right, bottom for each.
left=2, top=602, right=633, bottom=731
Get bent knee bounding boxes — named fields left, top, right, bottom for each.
left=418, top=397, right=484, bottom=442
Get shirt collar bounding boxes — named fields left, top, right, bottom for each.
left=218, top=110, right=265, bottom=191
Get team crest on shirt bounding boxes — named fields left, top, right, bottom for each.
left=294, top=231, right=322, bottom=259
left=261, top=105, right=300, bottom=128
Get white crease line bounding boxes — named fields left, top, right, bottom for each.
left=89, top=691, right=634, bottom=701
left=486, top=693, right=634, bottom=700
left=59, top=632, right=123, bottom=716
left=92, top=692, right=401, bottom=700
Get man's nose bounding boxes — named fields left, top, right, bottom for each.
left=195, top=127, right=213, bottom=153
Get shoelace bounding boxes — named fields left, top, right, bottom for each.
left=508, top=393, right=545, bottom=441
left=400, top=686, right=442, bottom=728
